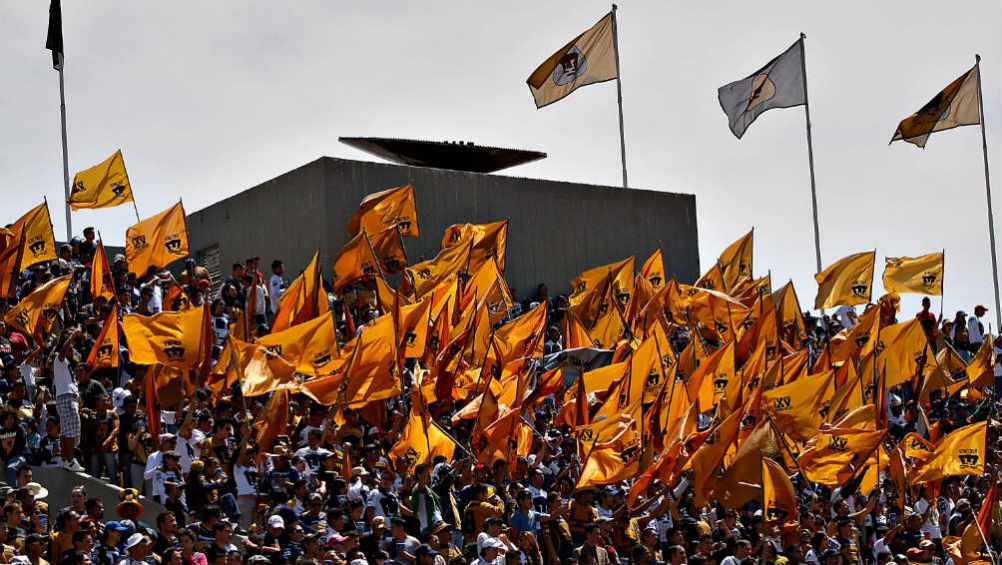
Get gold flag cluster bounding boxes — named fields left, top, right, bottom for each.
left=125, top=202, right=189, bottom=276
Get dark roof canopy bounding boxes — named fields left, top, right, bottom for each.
left=339, top=137, right=546, bottom=174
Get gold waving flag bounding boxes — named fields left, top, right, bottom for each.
left=389, top=404, right=457, bottom=473
left=256, top=314, right=337, bottom=376
left=126, top=202, right=189, bottom=276
left=882, top=252, right=944, bottom=295
left=441, top=220, right=509, bottom=272
left=347, top=184, right=419, bottom=238
left=332, top=228, right=406, bottom=292
left=68, top=149, right=134, bottom=210
left=814, top=251, right=875, bottom=310
left=718, top=230, right=754, bottom=293
left=762, top=457, right=799, bottom=524
left=527, top=11, right=618, bottom=109
left=271, top=251, right=329, bottom=332
left=576, top=418, right=641, bottom=488
left=0, top=203, right=57, bottom=297
left=891, top=65, right=980, bottom=148
left=4, top=274, right=71, bottom=340
left=86, top=304, right=120, bottom=370
left=90, top=240, right=115, bottom=302
left=640, top=247, right=666, bottom=290
left=569, top=257, right=635, bottom=329
left=762, top=370, right=834, bottom=441
left=122, top=304, right=206, bottom=369
left=909, top=421, right=987, bottom=483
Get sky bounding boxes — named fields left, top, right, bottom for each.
left=1, top=1, right=1000, bottom=322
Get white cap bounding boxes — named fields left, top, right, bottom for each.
left=483, top=537, right=505, bottom=550
left=267, top=515, right=285, bottom=529
left=124, top=533, right=147, bottom=550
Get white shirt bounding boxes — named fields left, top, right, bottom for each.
left=144, top=450, right=166, bottom=481
left=53, top=356, right=78, bottom=397
left=269, top=274, right=285, bottom=313
left=177, top=429, right=205, bottom=474
left=234, top=463, right=258, bottom=496
left=915, top=498, right=942, bottom=539
left=969, top=315, right=985, bottom=345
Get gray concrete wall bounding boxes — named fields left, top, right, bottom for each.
left=188, top=157, right=699, bottom=296
left=32, top=465, right=167, bottom=522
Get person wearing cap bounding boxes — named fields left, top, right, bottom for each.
left=95, top=521, right=128, bottom=565
left=478, top=536, right=507, bottom=565
left=143, top=433, right=178, bottom=493
left=414, top=542, right=440, bottom=565
left=121, top=532, right=153, bottom=565
left=22, top=532, right=48, bottom=565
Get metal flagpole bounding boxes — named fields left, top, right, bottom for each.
left=57, top=53, right=72, bottom=241
left=798, top=33, right=822, bottom=274
left=975, top=54, right=1002, bottom=330
left=611, top=4, right=628, bottom=189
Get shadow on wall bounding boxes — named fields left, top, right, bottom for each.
left=31, top=465, right=167, bottom=522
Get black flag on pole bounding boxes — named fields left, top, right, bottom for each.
left=45, top=0, right=63, bottom=70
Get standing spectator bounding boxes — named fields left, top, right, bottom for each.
left=269, top=260, right=286, bottom=315
left=51, top=335, right=85, bottom=472
left=968, top=304, right=988, bottom=352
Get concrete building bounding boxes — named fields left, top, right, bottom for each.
left=187, top=151, right=699, bottom=297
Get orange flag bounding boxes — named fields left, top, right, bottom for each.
left=576, top=419, right=641, bottom=488
left=271, top=251, right=330, bottom=332
left=332, top=228, right=407, bottom=292
left=86, top=304, right=120, bottom=369
left=125, top=202, right=189, bottom=276
left=254, top=388, right=290, bottom=457
left=256, top=314, right=336, bottom=376
left=389, top=402, right=457, bottom=473
left=0, top=202, right=57, bottom=297
left=640, top=247, right=666, bottom=291
left=90, top=239, right=114, bottom=303
left=122, top=305, right=206, bottom=369
left=4, top=275, right=71, bottom=341
left=440, top=220, right=509, bottom=272
left=910, top=422, right=987, bottom=483
left=347, top=184, right=419, bottom=238
left=762, top=456, right=798, bottom=524
left=718, top=230, right=754, bottom=293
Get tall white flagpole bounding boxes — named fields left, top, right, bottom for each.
left=57, top=52, right=72, bottom=242
left=611, top=4, right=628, bottom=189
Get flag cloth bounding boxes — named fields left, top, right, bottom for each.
left=576, top=418, right=641, bottom=488
left=332, top=228, right=406, bottom=292
left=883, top=253, right=944, bottom=295
left=440, top=220, right=509, bottom=272
left=397, top=299, right=432, bottom=359
left=405, top=242, right=472, bottom=298
left=215, top=339, right=298, bottom=398
left=46, top=0, right=63, bottom=69
left=891, top=66, right=980, bottom=148
left=814, top=251, right=875, bottom=310
left=640, top=248, right=666, bottom=291
left=90, top=240, right=114, bottom=303
left=719, top=230, right=754, bottom=292
left=688, top=408, right=744, bottom=505
left=389, top=409, right=457, bottom=473
left=874, top=318, right=934, bottom=388
left=762, top=370, right=834, bottom=441
left=253, top=388, right=289, bottom=459
left=68, top=150, right=134, bottom=210
left=797, top=428, right=886, bottom=485
left=256, top=314, right=337, bottom=376
left=0, top=202, right=57, bottom=296
left=347, top=184, right=419, bottom=238
left=4, top=274, right=71, bottom=340
left=967, top=338, right=996, bottom=390
left=270, top=251, right=329, bottom=332
left=718, top=39, right=805, bottom=139
left=85, top=304, right=120, bottom=370
left=122, top=305, right=206, bottom=369
left=569, top=257, right=634, bottom=329
left=762, top=457, right=799, bottom=524
left=957, top=474, right=997, bottom=558
left=910, top=421, right=987, bottom=483
left=526, top=12, right=618, bottom=109
left=126, top=202, right=189, bottom=276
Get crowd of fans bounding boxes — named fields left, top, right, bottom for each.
left=0, top=230, right=998, bottom=565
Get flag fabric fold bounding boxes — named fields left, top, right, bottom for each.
left=527, top=12, right=618, bottom=109
left=718, top=39, right=805, bottom=139
left=891, top=66, right=980, bottom=148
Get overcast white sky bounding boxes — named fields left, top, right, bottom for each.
left=1, top=1, right=1000, bottom=320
